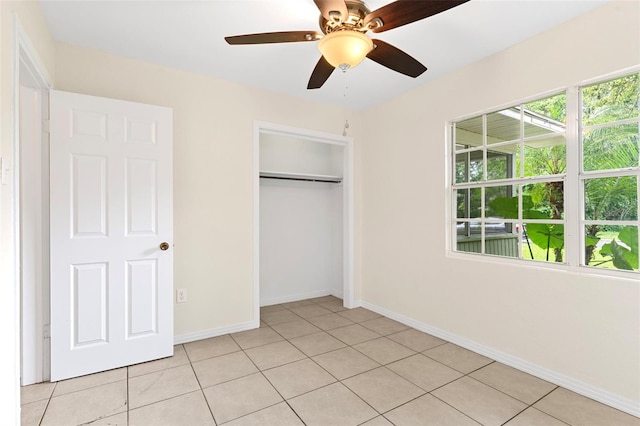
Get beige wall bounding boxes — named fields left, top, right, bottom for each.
left=0, top=0, right=55, bottom=420
left=360, top=0, right=639, bottom=407
left=53, top=43, right=363, bottom=337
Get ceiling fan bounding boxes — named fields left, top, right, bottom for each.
left=225, top=0, right=470, bottom=89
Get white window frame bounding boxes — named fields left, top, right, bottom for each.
left=448, top=67, right=640, bottom=278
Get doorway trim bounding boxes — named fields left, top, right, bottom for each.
left=252, top=121, right=355, bottom=324
left=13, top=14, right=52, bottom=386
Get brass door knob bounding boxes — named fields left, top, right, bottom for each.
left=159, top=242, right=170, bottom=251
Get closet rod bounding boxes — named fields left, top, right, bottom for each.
left=260, top=175, right=342, bottom=183
left=259, top=171, right=342, bottom=183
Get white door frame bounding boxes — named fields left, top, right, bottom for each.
left=252, top=121, right=356, bottom=324
left=13, top=15, right=52, bottom=386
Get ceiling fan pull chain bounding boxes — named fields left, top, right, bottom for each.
left=343, top=83, right=349, bottom=136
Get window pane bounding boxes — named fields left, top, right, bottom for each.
left=522, top=222, right=565, bottom=263
left=582, top=74, right=639, bottom=126
left=487, top=108, right=520, bottom=144
left=524, top=93, right=567, bottom=138
left=455, top=150, right=483, bottom=183
left=584, top=224, right=601, bottom=266
left=455, top=153, right=467, bottom=183
left=582, top=123, right=639, bottom=171
left=484, top=221, right=509, bottom=235
left=584, top=176, right=638, bottom=220
left=486, top=149, right=514, bottom=181
left=455, top=231, right=481, bottom=253
left=514, top=146, right=523, bottom=178
left=524, top=137, right=567, bottom=177
left=455, top=117, right=483, bottom=148
left=522, top=181, right=564, bottom=220
left=520, top=223, right=534, bottom=259
left=485, top=185, right=518, bottom=219
left=456, top=188, right=481, bottom=219
left=485, top=230, right=519, bottom=257
left=586, top=225, right=639, bottom=271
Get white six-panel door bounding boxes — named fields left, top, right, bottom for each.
left=50, top=90, right=173, bottom=381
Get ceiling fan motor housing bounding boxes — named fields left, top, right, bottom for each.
left=319, top=0, right=371, bottom=34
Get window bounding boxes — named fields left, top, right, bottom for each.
left=451, top=72, right=639, bottom=274
left=581, top=74, right=639, bottom=271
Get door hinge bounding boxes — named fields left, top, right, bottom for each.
left=43, top=323, right=50, bottom=339
left=42, top=119, right=50, bottom=134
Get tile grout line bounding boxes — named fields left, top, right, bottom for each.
left=183, top=343, right=218, bottom=425
left=226, top=331, right=297, bottom=424
left=427, top=391, right=486, bottom=425
left=415, top=363, right=519, bottom=426
left=387, top=354, right=484, bottom=423
left=459, top=365, right=569, bottom=425
left=37, top=381, right=56, bottom=426
left=512, top=386, right=572, bottom=426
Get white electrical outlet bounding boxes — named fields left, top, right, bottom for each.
left=176, top=288, right=187, bottom=303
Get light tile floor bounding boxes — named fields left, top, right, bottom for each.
left=21, top=296, right=640, bottom=426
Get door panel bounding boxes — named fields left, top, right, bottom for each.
left=73, top=263, right=107, bottom=346
left=50, top=90, right=173, bottom=381
left=126, top=259, right=158, bottom=337
left=126, top=158, right=157, bottom=235
left=72, top=154, right=108, bottom=237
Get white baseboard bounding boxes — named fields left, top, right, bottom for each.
left=360, top=300, right=640, bottom=418
left=174, top=290, right=344, bottom=345
left=260, top=289, right=338, bottom=307
left=173, top=320, right=259, bottom=345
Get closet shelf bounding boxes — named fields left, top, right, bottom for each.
left=259, top=170, right=342, bottom=183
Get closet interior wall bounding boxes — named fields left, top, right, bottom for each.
left=259, top=133, right=344, bottom=306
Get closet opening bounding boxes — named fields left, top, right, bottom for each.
left=253, top=122, right=354, bottom=322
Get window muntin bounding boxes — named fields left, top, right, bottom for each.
left=451, top=71, right=640, bottom=274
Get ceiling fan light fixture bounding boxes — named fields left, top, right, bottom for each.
left=318, top=31, right=373, bottom=70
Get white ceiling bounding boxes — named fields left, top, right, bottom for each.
left=40, top=0, right=610, bottom=110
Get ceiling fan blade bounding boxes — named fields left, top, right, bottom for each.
left=367, top=39, right=427, bottom=78
left=364, top=0, right=470, bottom=33
left=314, top=0, right=349, bottom=22
left=225, top=31, right=321, bottom=45
left=307, top=56, right=335, bottom=89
